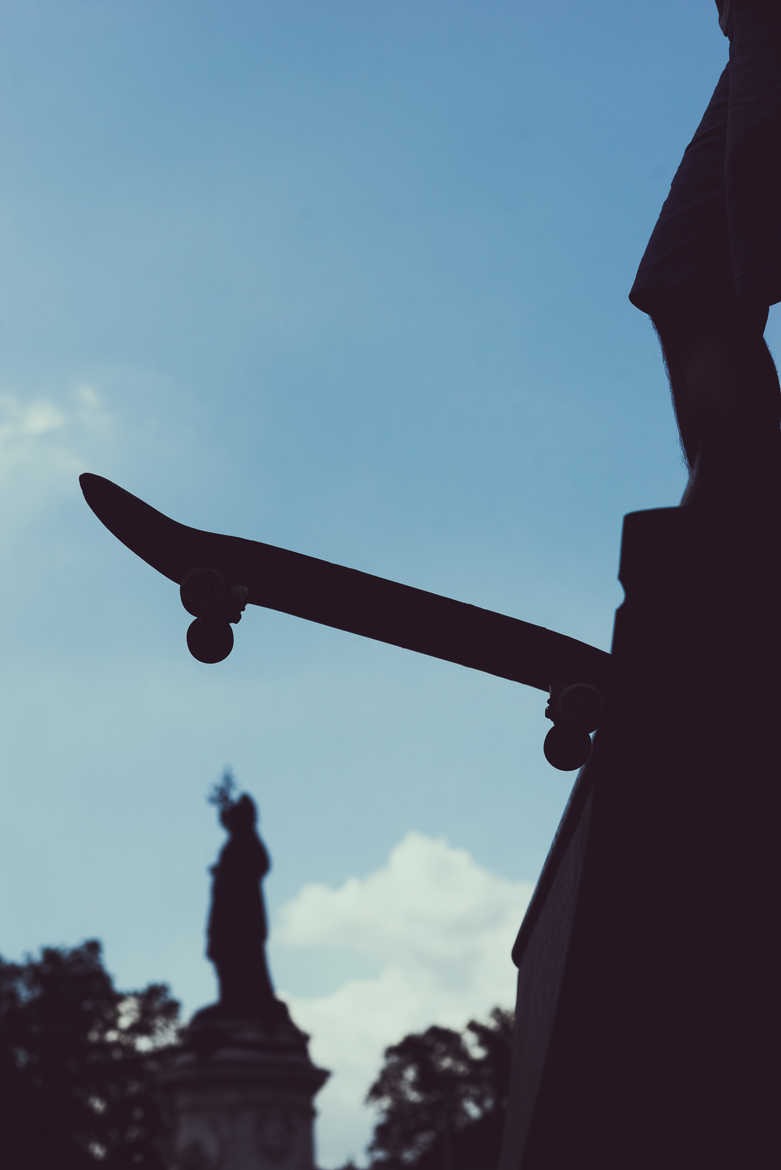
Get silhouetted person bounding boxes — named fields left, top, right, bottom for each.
left=629, top=1, right=781, bottom=508
left=206, top=789, right=277, bottom=1020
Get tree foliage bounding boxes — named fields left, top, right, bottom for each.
left=0, top=939, right=180, bottom=1169
left=366, top=1007, right=514, bottom=1170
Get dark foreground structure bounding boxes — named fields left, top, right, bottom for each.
left=498, top=505, right=780, bottom=1167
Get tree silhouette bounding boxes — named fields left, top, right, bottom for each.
left=461, top=1008, right=514, bottom=1117
left=0, top=939, right=180, bottom=1169
left=366, top=1007, right=513, bottom=1170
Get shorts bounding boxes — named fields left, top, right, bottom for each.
left=629, top=1, right=781, bottom=320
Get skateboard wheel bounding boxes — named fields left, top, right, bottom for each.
left=543, top=725, right=592, bottom=772
left=553, top=683, right=604, bottom=733
left=186, top=617, right=234, bottom=664
left=180, top=569, right=227, bottom=618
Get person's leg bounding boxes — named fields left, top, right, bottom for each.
left=627, top=64, right=739, bottom=498
left=650, top=298, right=781, bottom=504
left=629, top=7, right=781, bottom=506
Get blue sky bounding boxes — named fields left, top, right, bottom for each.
left=0, top=2, right=752, bottom=1164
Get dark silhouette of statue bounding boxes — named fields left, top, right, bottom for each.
left=205, top=774, right=278, bottom=1022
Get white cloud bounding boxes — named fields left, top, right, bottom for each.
left=0, top=384, right=111, bottom=446
left=0, top=384, right=113, bottom=499
left=0, top=393, right=67, bottom=441
left=76, top=383, right=101, bottom=410
left=275, top=833, right=531, bottom=1169
left=75, top=383, right=112, bottom=437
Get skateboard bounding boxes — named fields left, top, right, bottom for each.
left=79, top=473, right=611, bottom=770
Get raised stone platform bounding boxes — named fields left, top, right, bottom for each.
left=498, top=506, right=781, bottom=1167
left=158, top=999, right=329, bottom=1170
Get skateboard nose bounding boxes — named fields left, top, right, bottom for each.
left=79, top=472, right=104, bottom=501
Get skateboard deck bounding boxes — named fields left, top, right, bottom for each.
left=80, top=473, right=611, bottom=764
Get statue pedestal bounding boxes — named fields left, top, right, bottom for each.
left=499, top=506, right=780, bottom=1167
left=158, top=1001, right=329, bottom=1170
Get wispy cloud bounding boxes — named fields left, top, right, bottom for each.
left=0, top=383, right=111, bottom=442
left=74, top=383, right=112, bottom=437
left=0, top=384, right=112, bottom=488
left=276, top=832, right=531, bottom=1168
left=0, top=394, right=67, bottom=441
left=0, top=384, right=115, bottom=554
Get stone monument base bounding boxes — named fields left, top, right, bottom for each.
left=499, top=506, right=781, bottom=1167
left=158, top=998, right=329, bottom=1170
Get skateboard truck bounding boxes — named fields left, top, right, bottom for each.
left=543, top=681, right=605, bottom=771
left=180, top=568, right=248, bottom=664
